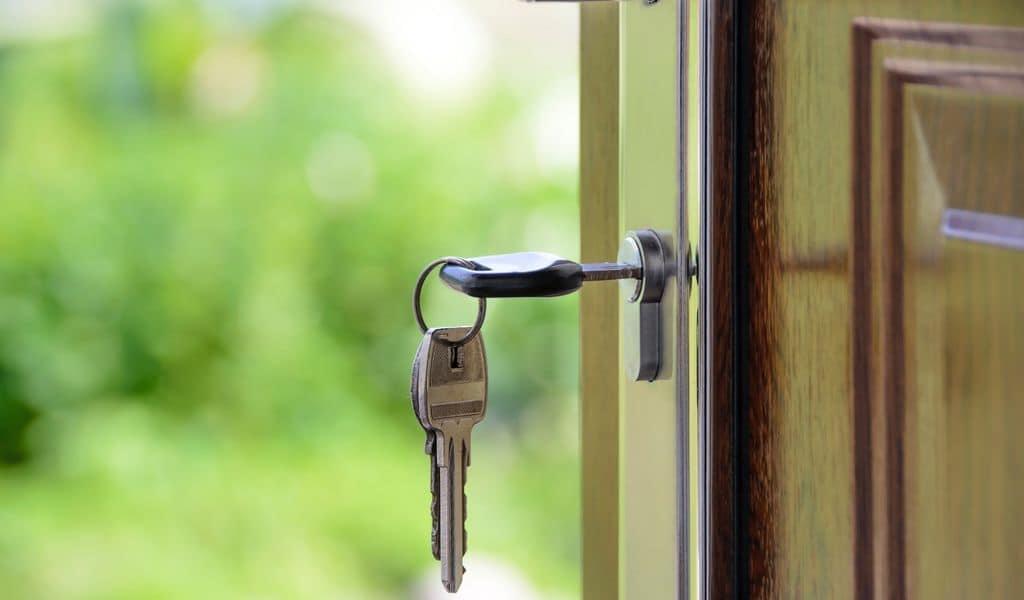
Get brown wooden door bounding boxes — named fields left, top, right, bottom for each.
left=702, top=2, right=1024, bottom=598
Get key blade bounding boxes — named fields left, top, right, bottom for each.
left=438, top=430, right=467, bottom=593
left=580, top=261, right=642, bottom=281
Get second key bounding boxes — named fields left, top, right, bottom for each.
left=416, top=327, right=488, bottom=594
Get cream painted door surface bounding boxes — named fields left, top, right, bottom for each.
left=580, top=1, right=697, bottom=599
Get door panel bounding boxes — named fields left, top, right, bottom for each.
left=703, top=2, right=1024, bottom=598
left=857, top=23, right=1024, bottom=598
left=895, top=78, right=1024, bottom=598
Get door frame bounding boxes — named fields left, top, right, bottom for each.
left=579, top=4, right=621, bottom=598
left=698, top=1, right=738, bottom=598
left=580, top=1, right=694, bottom=598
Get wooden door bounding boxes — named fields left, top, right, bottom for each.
left=702, top=1, right=1024, bottom=598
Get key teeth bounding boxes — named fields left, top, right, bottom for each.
left=431, top=489, right=440, bottom=560
left=428, top=431, right=441, bottom=561
left=463, top=446, right=468, bottom=556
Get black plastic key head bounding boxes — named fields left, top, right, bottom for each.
left=439, top=252, right=583, bottom=298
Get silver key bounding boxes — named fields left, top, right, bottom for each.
left=411, top=333, right=442, bottom=561
left=413, top=327, right=487, bottom=593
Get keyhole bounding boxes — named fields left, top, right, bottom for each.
left=449, top=345, right=464, bottom=370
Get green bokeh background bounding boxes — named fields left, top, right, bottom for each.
left=0, top=2, right=580, bottom=597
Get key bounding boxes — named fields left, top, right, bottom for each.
left=438, top=251, right=641, bottom=298
left=411, top=333, right=442, bottom=561
left=415, top=326, right=488, bottom=593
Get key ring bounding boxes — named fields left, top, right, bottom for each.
left=413, top=257, right=486, bottom=347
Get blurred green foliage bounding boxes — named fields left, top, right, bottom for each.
left=0, top=2, right=579, bottom=597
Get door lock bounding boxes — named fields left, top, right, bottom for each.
left=438, top=229, right=673, bottom=381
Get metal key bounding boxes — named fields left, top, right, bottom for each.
left=410, top=333, right=442, bottom=560
left=413, top=326, right=487, bottom=593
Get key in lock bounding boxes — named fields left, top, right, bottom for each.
left=439, top=229, right=677, bottom=381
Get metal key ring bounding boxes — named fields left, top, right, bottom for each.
left=413, top=257, right=486, bottom=347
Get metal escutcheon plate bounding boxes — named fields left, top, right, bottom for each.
left=619, top=229, right=671, bottom=382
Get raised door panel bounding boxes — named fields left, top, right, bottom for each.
left=886, top=66, right=1024, bottom=598
left=853, top=22, right=1024, bottom=598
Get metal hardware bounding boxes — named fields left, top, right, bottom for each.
left=413, top=257, right=487, bottom=347
left=438, top=252, right=639, bottom=298
left=581, top=262, right=643, bottom=282
left=619, top=229, right=670, bottom=382
left=433, top=228, right=673, bottom=381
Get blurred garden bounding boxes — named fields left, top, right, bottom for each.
left=0, top=0, right=580, bottom=597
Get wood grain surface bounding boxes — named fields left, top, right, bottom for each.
left=852, top=23, right=1024, bottom=597
left=703, top=1, right=738, bottom=598
left=705, top=2, right=1024, bottom=598
left=883, top=60, right=1024, bottom=599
